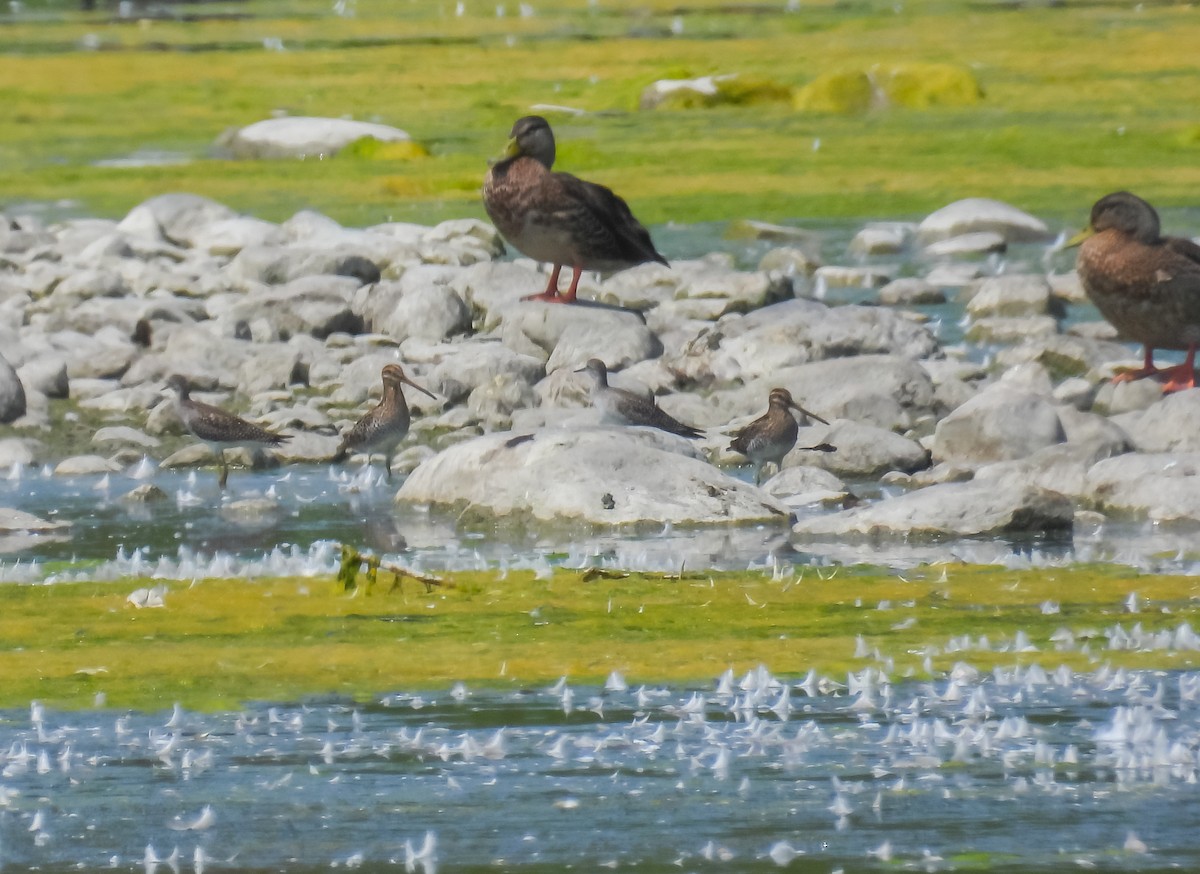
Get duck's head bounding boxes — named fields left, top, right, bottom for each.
left=500, top=115, right=556, bottom=169
left=1067, top=191, right=1161, bottom=248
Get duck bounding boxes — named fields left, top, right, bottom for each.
left=334, top=364, right=435, bottom=482
left=728, top=388, right=834, bottom=485
left=483, top=115, right=668, bottom=303
left=576, top=358, right=702, bottom=439
left=1068, top=191, right=1200, bottom=392
left=165, top=374, right=289, bottom=490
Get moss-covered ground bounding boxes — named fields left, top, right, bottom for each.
left=4, top=562, right=1197, bottom=712
left=2, top=0, right=1200, bottom=228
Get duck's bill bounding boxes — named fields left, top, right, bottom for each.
left=1063, top=227, right=1094, bottom=249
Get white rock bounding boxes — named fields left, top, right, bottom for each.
left=54, top=455, right=122, bottom=476
left=917, top=198, right=1053, bottom=244
left=117, top=193, right=239, bottom=248
left=923, top=231, right=1007, bottom=257
left=222, top=116, right=412, bottom=159
left=796, top=419, right=930, bottom=478
left=1086, top=452, right=1200, bottom=523
left=1117, top=388, right=1200, bottom=453
left=396, top=428, right=789, bottom=527
left=965, top=275, right=1060, bottom=319
left=0, top=507, right=69, bottom=534
left=850, top=223, right=912, bottom=256
left=932, top=385, right=1065, bottom=465
left=792, top=480, right=1074, bottom=538
left=668, top=299, right=938, bottom=385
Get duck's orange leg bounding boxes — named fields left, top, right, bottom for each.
left=1157, top=344, right=1198, bottom=393
left=557, top=266, right=584, bottom=303
left=1112, top=346, right=1160, bottom=383
left=522, top=264, right=564, bottom=302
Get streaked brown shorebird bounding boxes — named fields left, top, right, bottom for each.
left=483, top=115, right=668, bottom=303
left=1068, top=191, right=1200, bottom=392
left=334, top=364, right=435, bottom=481
left=165, top=374, right=289, bottom=490
left=576, top=358, right=702, bottom=439
left=728, top=388, right=835, bottom=485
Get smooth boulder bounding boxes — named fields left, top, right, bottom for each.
left=932, top=386, right=1066, bottom=466
left=396, top=427, right=789, bottom=527
left=791, top=480, right=1074, bottom=539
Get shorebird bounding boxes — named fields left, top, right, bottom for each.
left=576, top=358, right=703, bottom=439
left=1068, top=191, right=1200, bottom=392
left=728, top=388, right=835, bottom=485
left=334, top=364, right=435, bottom=481
left=165, top=374, right=289, bottom=490
left=483, top=115, right=668, bottom=303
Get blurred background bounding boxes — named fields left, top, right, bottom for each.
left=2, top=0, right=1199, bottom=230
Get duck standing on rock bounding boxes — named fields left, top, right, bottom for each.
left=728, top=388, right=835, bottom=485
left=165, top=374, right=289, bottom=490
left=576, top=358, right=703, bottom=439
left=1068, top=191, right=1200, bottom=392
left=334, top=364, right=435, bottom=482
left=483, top=115, right=668, bottom=303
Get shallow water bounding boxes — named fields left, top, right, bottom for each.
left=3, top=223, right=1200, bottom=873
left=3, top=219, right=1198, bottom=580
left=3, top=662, right=1199, bottom=872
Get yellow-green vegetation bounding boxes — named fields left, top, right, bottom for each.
left=3, top=562, right=1198, bottom=713
left=794, top=69, right=875, bottom=114
left=3, top=0, right=1200, bottom=227
left=877, top=62, right=984, bottom=109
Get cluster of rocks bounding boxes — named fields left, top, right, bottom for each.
left=0, top=191, right=1194, bottom=551
left=642, top=64, right=983, bottom=114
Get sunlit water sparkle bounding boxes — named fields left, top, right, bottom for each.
left=2, top=661, right=1200, bottom=872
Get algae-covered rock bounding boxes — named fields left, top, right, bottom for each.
left=795, top=63, right=982, bottom=114
left=793, top=70, right=874, bottom=114
left=876, top=63, right=983, bottom=108
left=640, top=74, right=793, bottom=110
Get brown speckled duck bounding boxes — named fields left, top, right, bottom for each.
left=1069, top=191, right=1200, bottom=392
left=483, top=116, right=668, bottom=303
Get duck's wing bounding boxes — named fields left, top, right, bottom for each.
left=550, top=172, right=668, bottom=268
left=1164, top=235, right=1200, bottom=269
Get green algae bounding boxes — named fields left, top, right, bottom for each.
left=2, top=563, right=1197, bottom=712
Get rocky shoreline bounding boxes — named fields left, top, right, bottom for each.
left=0, top=192, right=1196, bottom=556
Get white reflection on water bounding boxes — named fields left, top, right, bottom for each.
left=2, top=658, right=1200, bottom=871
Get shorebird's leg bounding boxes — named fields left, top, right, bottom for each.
left=1112, top=346, right=1160, bottom=383
left=1158, top=344, right=1198, bottom=393
left=217, top=450, right=230, bottom=490
left=522, top=264, right=563, bottom=302
left=558, top=265, right=584, bottom=303
left=384, top=449, right=394, bottom=483
left=754, top=464, right=764, bottom=487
